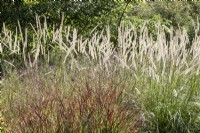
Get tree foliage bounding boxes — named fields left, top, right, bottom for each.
left=1, top=1, right=200, bottom=39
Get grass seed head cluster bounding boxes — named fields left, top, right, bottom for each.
left=0, top=16, right=200, bottom=79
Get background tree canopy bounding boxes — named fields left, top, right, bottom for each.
left=0, top=0, right=200, bottom=40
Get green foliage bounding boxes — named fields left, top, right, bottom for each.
left=128, top=1, right=200, bottom=42
left=128, top=14, right=172, bottom=40
left=0, top=1, right=120, bottom=34
left=1, top=1, right=200, bottom=43
left=140, top=75, right=200, bottom=132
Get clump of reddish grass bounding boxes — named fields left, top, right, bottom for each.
left=2, top=70, right=145, bottom=132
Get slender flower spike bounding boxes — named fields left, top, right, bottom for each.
left=0, top=72, right=2, bottom=80
left=135, top=88, right=141, bottom=95
left=173, top=89, right=178, bottom=97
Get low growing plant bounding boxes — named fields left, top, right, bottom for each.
left=1, top=69, right=145, bottom=132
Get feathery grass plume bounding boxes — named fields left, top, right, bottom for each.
left=1, top=16, right=200, bottom=77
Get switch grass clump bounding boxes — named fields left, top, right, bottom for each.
left=1, top=69, right=144, bottom=132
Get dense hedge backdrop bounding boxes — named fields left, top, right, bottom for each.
left=1, top=1, right=200, bottom=38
